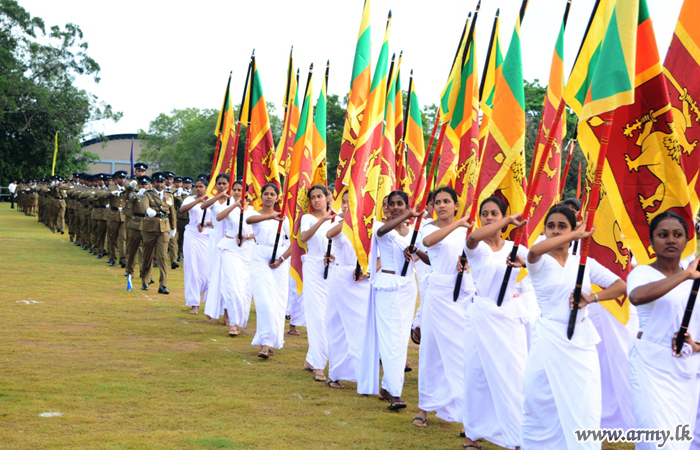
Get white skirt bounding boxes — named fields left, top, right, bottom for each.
left=183, top=228, right=209, bottom=307
left=217, top=238, right=253, bottom=327
left=302, top=255, right=329, bottom=370
left=251, top=244, right=289, bottom=349
left=326, top=264, right=370, bottom=382
left=204, top=234, right=225, bottom=319
left=418, top=272, right=470, bottom=423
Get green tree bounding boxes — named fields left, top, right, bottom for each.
left=0, top=0, right=121, bottom=184
left=325, top=93, right=346, bottom=186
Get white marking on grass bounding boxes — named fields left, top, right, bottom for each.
left=16, top=300, right=41, bottom=304
left=182, top=321, right=189, bottom=324
left=324, top=411, right=330, bottom=415
left=293, top=394, right=303, bottom=400
left=39, top=412, right=63, bottom=418
left=211, top=339, right=217, bottom=342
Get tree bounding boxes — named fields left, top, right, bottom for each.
left=0, top=0, right=120, bottom=184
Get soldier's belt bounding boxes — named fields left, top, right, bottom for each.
left=133, top=213, right=145, bottom=218
left=155, top=212, right=169, bottom=219
left=97, top=205, right=108, bottom=209
left=110, top=207, right=123, bottom=211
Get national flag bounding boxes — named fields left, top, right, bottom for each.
left=477, top=0, right=528, bottom=241
left=401, top=76, right=426, bottom=205
left=241, top=58, right=281, bottom=209
left=374, top=53, right=400, bottom=221
left=564, top=0, right=638, bottom=120
left=439, top=12, right=471, bottom=126
left=333, top=0, right=371, bottom=210
left=207, top=71, right=239, bottom=197
left=277, top=48, right=300, bottom=177
left=286, top=66, right=315, bottom=293
left=342, top=12, right=391, bottom=271
left=579, top=0, right=695, bottom=267
left=527, top=1, right=570, bottom=247
left=478, top=10, right=503, bottom=153
left=663, top=0, right=700, bottom=214
left=393, top=59, right=404, bottom=180
left=311, top=61, right=329, bottom=187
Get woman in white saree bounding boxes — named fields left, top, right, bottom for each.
left=627, top=211, right=700, bottom=450
left=461, top=196, right=532, bottom=450
left=246, top=183, right=291, bottom=359
left=522, top=204, right=625, bottom=450
left=179, top=176, right=210, bottom=315
left=410, top=187, right=474, bottom=428
left=202, top=174, right=230, bottom=326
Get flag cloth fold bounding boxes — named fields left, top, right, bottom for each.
left=277, top=53, right=300, bottom=177
left=287, top=69, right=315, bottom=293
left=478, top=11, right=503, bottom=154
left=243, top=61, right=281, bottom=209
left=333, top=0, right=372, bottom=210
left=342, top=14, right=391, bottom=271
left=439, top=15, right=470, bottom=126
left=478, top=4, right=526, bottom=241
left=206, top=74, right=238, bottom=197
left=374, top=55, right=400, bottom=220
left=663, top=0, right=700, bottom=214
left=527, top=5, right=568, bottom=246
left=401, top=79, right=426, bottom=206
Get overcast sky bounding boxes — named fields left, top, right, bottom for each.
left=18, top=0, right=684, bottom=140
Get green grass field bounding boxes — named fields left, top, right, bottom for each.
left=0, top=203, right=632, bottom=449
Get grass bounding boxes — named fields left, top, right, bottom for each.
left=0, top=202, right=632, bottom=449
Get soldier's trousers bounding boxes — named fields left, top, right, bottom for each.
left=95, top=219, right=107, bottom=254
left=141, top=230, right=168, bottom=287
left=107, top=220, right=126, bottom=262
left=126, top=227, right=147, bottom=279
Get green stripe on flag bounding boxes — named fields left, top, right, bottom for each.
left=589, top=7, right=632, bottom=102
left=351, top=29, right=371, bottom=82
left=502, top=24, right=525, bottom=111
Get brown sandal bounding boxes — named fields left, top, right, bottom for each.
left=257, top=350, right=269, bottom=359
left=326, top=380, right=345, bottom=389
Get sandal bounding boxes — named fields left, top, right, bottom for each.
left=412, top=416, right=427, bottom=427
left=257, top=350, right=269, bottom=359
left=313, top=374, right=327, bottom=382
left=267, top=349, right=275, bottom=356
left=287, top=329, right=301, bottom=336
left=463, top=445, right=482, bottom=450
left=411, top=327, right=421, bottom=345
left=228, top=327, right=239, bottom=337
left=326, top=380, right=345, bottom=389
left=303, top=361, right=314, bottom=372
left=388, top=399, right=407, bottom=411
left=404, top=362, right=412, bottom=373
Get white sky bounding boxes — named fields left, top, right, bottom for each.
left=18, top=0, right=684, bottom=139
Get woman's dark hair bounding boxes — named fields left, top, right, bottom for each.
left=195, top=178, right=207, bottom=186
left=388, top=190, right=409, bottom=205
left=427, top=190, right=436, bottom=204
left=261, top=183, right=280, bottom=196
left=480, top=196, right=507, bottom=217
left=434, top=186, right=458, bottom=204
left=649, top=210, right=688, bottom=241
left=562, top=198, right=581, bottom=212
left=232, top=179, right=243, bottom=188
left=215, top=173, right=230, bottom=183
left=308, top=184, right=329, bottom=198
left=545, top=204, right=577, bottom=230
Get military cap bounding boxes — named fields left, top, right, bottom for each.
left=104, top=173, right=113, bottom=180
left=137, top=175, right=151, bottom=185
left=134, top=162, right=148, bottom=171
left=174, top=176, right=183, bottom=182
left=183, top=177, right=194, bottom=184
left=113, top=170, right=128, bottom=178
left=152, top=172, right=167, bottom=182
left=95, top=174, right=104, bottom=180
left=166, top=171, right=175, bottom=179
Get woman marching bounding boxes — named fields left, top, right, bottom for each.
left=411, top=187, right=475, bottom=429
left=357, top=190, right=420, bottom=411
left=216, top=179, right=255, bottom=337
left=324, top=190, right=371, bottom=389
left=521, top=205, right=626, bottom=449
left=627, top=211, right=700, bottom=450
left=460, top=196, right=532, bottom=449
left=202, top=174, right=230, bottom=325
left=246, top=183, right=291, bottom=358
left=179, top=176, right=211, bottom=315
left=299, top=185, right=334, bottom=382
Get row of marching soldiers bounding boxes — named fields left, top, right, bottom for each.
left=178, top=171, right=700, bottom=450
left=13, top=164, right=202, bottom=295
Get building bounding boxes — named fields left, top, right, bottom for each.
left=81, top=134, right=151, bottom=174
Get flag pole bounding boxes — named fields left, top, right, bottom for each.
left=228, top=57, right=254, bottom=205
left=494, top=98, right=567, bottom=306
left=208, top=72, right=233, bottom=183
left=567, top=110, right=615, bottom=339
left=396, top=69, right=413, bottom=192
left=558, top=130, right=578, bottom=196
left=271, top=63, right=314, bottom=263
left=237, top=51, right=256, bottom=246
left=675, top=276, right=700, bottom=356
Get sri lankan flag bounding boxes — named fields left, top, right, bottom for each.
left=478, top=10, right=503, bottom=153
left=374, top=54, right=400, bottom=221
left=401, top=77, right=426, bottom=205
left=394, top=61, right=406, bottom=194
left=206, top=73, right=237, bottom=197
left=527, top=2, right=570, bottom=247
left=581, top=0, right=694, bottom=266
left=478, top=1, right=527, bottom=230
left=333, top=0, right=371, bottom=210
left=287, top=68, right=315, bottom=293
left=439, top=13, right=471, bottom=126
left=664, top=0, right=700, bottom=214
left=342, top=12, right=391, bottom=271
left=241, top=58, right=281, bottom=209
left=311, top=62, right=329, bottom=187
left=276, top=49, right=300, bottom=177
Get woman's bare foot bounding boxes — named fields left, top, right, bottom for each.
left=228, top=325, right=239, bottom=337
left=189, top=306, right=199, bottom=315
left=462, top=436, right=481, bottom=449
left=412, top=409, right=427, bottom=427
left=223, top=311, right=230, bottom=327
left=313, top=370, right=327, bottom=382
left=287, top=325, right=300, bottom=336
left=303, top=361, right=314, bottom=372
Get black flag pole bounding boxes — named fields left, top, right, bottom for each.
left=237, top=51, right=256, bottom=246
left=675, top=272, right=700, bottom=356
